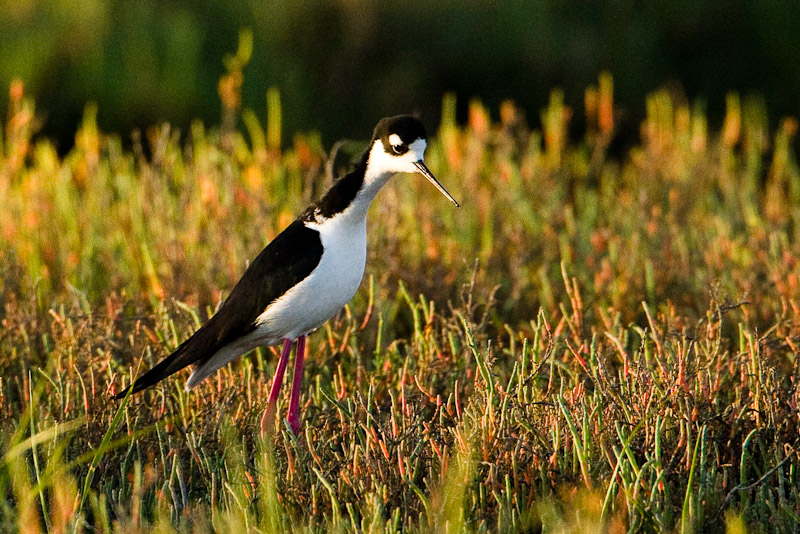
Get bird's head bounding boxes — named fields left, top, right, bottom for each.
left=365, top=115, right=460, bottom=207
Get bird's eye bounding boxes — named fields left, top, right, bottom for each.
left=391, top=144, right=407, bottom=155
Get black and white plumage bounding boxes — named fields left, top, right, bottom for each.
left=114, top=115, right=459, bottom=432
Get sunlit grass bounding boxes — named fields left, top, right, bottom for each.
left=1, top=68, right=799, bottom=532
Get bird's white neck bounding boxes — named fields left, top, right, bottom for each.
left=343, top=141, right=396, bottom=220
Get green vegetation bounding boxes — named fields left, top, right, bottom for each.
left=1, top=73, right=799, bottom=532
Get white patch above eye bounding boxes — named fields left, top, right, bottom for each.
left=388, top=134, right=403, bottom=147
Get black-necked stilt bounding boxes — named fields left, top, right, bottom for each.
left=114, top=115, right=459, bottom=433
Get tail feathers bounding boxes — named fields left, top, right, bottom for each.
left=113, top=339, right=200, bottom=399
left=113, top=312, right=266, bottom=400
left=184, top=332, right=277, bottom=390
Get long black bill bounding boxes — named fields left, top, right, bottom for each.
left=413, top=161, right=460, bottom=208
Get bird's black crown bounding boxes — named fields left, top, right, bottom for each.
left=372, top=115, right=427, bottom=148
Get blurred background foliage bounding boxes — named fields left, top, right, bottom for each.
left=1, top=0, right=799, bottom=151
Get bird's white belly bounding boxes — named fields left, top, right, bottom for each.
left=255, top=214, right=367, bottom=339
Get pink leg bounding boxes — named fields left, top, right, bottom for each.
left=260, top=338, right=293, bottom=437
left=286, top=335, right=306, bottom=434
left=268, top=339, right=294, bottom=403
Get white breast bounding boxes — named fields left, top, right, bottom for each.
left=254, top=211, right=368, bottom=339
left=253, top=148, right=397, bottom=341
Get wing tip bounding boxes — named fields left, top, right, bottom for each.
left=111, top=379, right=141, bottom=400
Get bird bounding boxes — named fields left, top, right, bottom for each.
left=114, top=115, right=459, bottom=433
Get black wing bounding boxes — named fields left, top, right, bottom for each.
left=114, top=220, right=323, bottom=398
